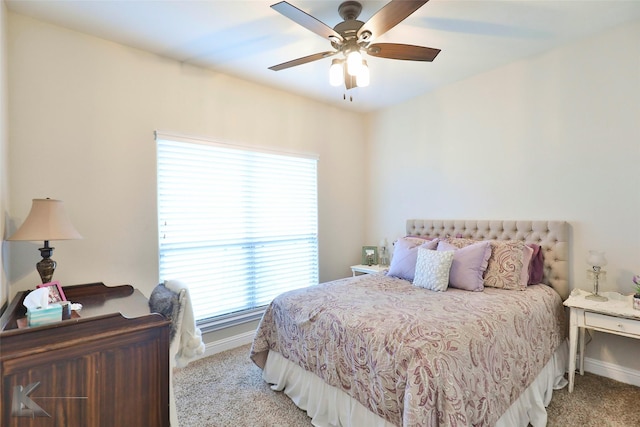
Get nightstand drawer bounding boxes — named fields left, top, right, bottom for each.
left=584, top=311, right=640, bottom=335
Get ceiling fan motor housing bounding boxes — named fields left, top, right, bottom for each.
left=333, top=1, right=370, bottom=49
left=338, top=1, right=363, bottom=21
left=332, top=20, right=365, bottom=49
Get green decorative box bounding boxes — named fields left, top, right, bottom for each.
left=27, top=304, right=62, bottom=327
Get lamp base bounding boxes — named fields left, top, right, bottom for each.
left=586, top=293, right=608, bottom=302
left=37, top=241, right=56, bottom=284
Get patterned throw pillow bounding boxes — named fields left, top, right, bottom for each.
left=520, top=244, right=534, bottom=288
left=413, top=247, right=454, bottom=292
left=484, top=240, right=526, bottom=290
left=445, top=238, right=527, bottom=290
left=444, top=237, right=477, bottom=249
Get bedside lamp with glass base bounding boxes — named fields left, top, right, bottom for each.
left=586, top=250, right=608, bottom=302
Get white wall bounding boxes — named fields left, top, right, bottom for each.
left=366, top=20, right=640, bottom=373
left=6, top=13, right=366, bottom=314
left=0, top=0, right=8, bottom=309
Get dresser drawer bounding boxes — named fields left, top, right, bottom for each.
left=584, top=311, right=640, bottom=336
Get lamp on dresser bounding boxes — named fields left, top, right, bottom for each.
left=586, top=250, right=608, bottom=302
left=8, top=198, right=82, bottom=283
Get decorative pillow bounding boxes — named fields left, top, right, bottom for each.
left=446, top=238, right=527, bottom=290
left=445, top=237, right=477, bottom=249
left=437, top=240, right=491, bottom=291
left=484, top=241, right=527, bottom=290
left=387, top=237, right=438, bottom=281
left=527, top=243, right=545, bottom=284
left=520, top=244, right=534, bottom=288
left=413, top=248, right=454, bottom=292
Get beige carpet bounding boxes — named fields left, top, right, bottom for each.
left=174, top=344, right=640, bottom=427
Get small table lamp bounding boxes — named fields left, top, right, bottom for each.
left=586, top=250, right=608, bottom=302
left=8, top=198, right=82, bottom=284
left=379, top=238, right=389, bottom=267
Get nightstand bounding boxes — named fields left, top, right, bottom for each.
left=350, top=264, right=387, bottom=276
left=563, top=289, right=640, bottom=392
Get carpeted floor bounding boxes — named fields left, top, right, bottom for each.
left=173, top=344, right=640, bottom=427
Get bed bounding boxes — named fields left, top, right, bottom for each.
left=250, top=219, right=569, bottom=426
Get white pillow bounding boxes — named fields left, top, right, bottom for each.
left=413, top=248, right=454, bottom=292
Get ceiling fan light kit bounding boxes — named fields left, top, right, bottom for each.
left=329, top=59, right=344, bottom=86
left=356, top=60, right=370, bottom=87
left=269, top=0, right=441, bottom=93
left=346, top=48, right=363, bottom=76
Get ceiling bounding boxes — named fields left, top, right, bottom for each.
left=6, top=0, right=640, bottom=112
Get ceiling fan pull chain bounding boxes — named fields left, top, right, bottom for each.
left=342, top=93, right=353, bottom=102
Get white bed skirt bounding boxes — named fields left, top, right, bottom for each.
left=262, top=340, right=569, bottom=427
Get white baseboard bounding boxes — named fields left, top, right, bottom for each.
left=202, top=330, right=255, bottom=358
left=583, top=356, right=640, bottom=387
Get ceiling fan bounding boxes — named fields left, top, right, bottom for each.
left=269, top=0, right=441, bottom=91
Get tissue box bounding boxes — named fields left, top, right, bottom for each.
left=27, top=304, right=62, bottom=327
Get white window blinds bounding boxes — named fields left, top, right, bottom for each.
left=156, top=132, right=319, bottom=324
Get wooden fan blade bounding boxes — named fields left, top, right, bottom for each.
left=358, top=0, right=428, bottom=41
left=269, top=51, right=337, bottom=71
left=271, top=1, right=343, bottom=43
left=367, top=43, right=440, bottom=61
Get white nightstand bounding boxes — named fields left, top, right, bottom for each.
left=563, top=289, right=640, bottom=392
left=350, top=264, right=387, bottom=276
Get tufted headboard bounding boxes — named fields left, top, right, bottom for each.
left=406, top=219, right=570, bottom=299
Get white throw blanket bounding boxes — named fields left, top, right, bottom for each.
left=164, top=279, right=205, bottom=368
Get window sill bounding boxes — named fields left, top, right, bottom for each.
left=197, top=307, right=266, bottom=334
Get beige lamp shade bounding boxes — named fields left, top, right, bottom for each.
left=9, top=199, right=82, bottom=241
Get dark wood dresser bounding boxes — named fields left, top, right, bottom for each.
left=0, top=282, right=170, bottom=427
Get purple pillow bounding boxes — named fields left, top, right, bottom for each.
left=527, top=243, right=544, bottom=284
left=437, top=240, right=491, bottom=291
left=387, top=237, right=438, bottom=281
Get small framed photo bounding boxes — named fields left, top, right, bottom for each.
left=36, top=281, right=67, bottom=304
left=361, top=246, right=378, bottom=266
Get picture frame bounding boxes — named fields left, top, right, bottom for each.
left=36, top=281, right=67, bottom=304
left=361, top=246, right=378, bottom=266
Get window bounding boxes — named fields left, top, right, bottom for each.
left=156, top=132, right=319, bottom=328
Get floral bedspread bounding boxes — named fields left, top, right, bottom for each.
left=250, top=273, right=565, bottom=426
